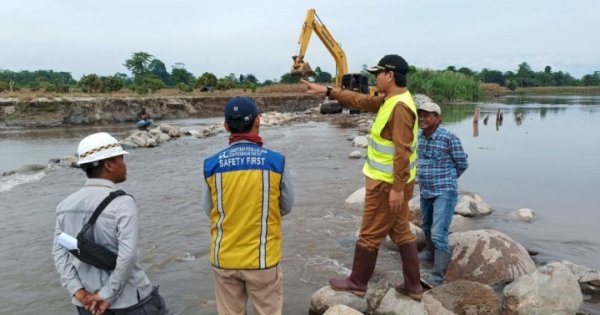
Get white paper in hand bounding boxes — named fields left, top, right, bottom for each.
left=57, top=232, right=78, bottom=251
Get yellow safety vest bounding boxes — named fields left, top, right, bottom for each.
left=362, top=91, right=418, bottom=184
left=203, top=143, right=284, bottom=269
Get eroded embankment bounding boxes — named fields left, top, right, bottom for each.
left=0, top=94, right=323, bottom=127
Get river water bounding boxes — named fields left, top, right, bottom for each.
left=1, top=95, right=599, bottom=314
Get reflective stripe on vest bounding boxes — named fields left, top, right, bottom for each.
left=213, top=172, right=225, bottom=267
left=367, top=137, right=395, bottom=155
left=204, top=143, right=284, bottom=269
left=362, top=91, right=418, bottom=184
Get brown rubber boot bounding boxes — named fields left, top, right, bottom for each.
left=329, top=243, right=378, bottom=297
left=394, top=241, right=424, bottom=301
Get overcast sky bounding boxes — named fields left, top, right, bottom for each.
left=2, top=0, right=600, bottom=81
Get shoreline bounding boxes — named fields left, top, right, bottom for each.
left=0, top=94, right=323, bottom=127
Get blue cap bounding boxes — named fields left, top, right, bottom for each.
left=224, top=96, right=258, bottom=126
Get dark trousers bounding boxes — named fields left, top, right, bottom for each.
left=76, top=286, right=171, bottom=315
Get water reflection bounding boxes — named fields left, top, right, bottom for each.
left=440, top=96, right=600, bottom=273
left=515, top=112, right=523, bottom=125
left=495, top=109, right=504, bottom=131
left=441, top=95, right=600, bottom=136
left=503, top=95, right=600, bottom=106
left=439, top=103, right=477, bottom=124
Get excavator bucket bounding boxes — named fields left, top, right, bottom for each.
left=291, top=56, right=316, bottom=77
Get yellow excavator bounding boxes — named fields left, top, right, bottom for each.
left=291, top=8, right=370, bottom=114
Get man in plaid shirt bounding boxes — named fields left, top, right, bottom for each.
left=416, top=102, right=468, bottom=287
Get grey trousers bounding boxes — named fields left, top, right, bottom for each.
left=76, top=286, right=171, bottom=315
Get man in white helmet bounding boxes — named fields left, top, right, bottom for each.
left=52, top=132, right=171, bottom=315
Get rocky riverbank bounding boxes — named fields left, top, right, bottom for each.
left=0, top=94, right=323, bottom=127
left=317, top=168, right=599, bottom=315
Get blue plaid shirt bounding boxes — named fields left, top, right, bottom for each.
left=417, top=127, right=468, bottom=199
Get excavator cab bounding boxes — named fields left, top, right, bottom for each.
left=341, top=74, right=369, bottom=94
left=338, top=73, right=370, bottom=114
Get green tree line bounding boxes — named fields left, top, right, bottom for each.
left=445, top=62, right=600, bottom=90
left=2, top=53, right=599, bottom=95
left=0, top=51, right=335, bottom=94
left=0, top=70, right=76, bottom=93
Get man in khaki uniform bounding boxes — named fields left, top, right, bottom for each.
left=302, top=54, right=423, bottom=300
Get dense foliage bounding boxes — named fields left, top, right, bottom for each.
left=1, top=53, right=598, bottom=99
left=448, top=62, right=596, bottom=90
left=408, top=69, right=485, bottom=103
left=0, top=69, right=75, bottom=92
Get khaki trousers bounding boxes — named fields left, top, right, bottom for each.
left=358, top=178, right=416, bottom=250
left=212, top=265, right=283, bottom=315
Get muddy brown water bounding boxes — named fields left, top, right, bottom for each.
left=1, top=95, right=600, bottom=314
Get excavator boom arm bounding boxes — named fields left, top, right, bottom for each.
left=292, top=9, right=348, bottom=87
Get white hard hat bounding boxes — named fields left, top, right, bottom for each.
left=76, top=132, right=129, bottom=165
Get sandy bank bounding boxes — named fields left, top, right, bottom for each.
left=0, top=94, right=323, bottom=127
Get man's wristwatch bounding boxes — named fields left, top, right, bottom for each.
left=326, top=86, right=332, bottom=97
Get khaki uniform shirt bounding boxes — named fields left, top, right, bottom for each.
left=330, top=89, right=416, bottom=192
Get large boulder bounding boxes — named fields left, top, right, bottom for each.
left=421, top=294, right=455, bottom=315
left=557, top=260, right=600, bottom=293
left=120, top=139, right=138, bottom=149
left=423, top=280, right=500, bottom=315
left=446, top=229, right=535, bottom=285
left=515, top=208, right=535, bottom=222
left=129, top=135, right=147, bottom=147
left=502, top=262, right=582, bottom=315
left=323, top=304, right=364, bottom=315
left=261, top=111, right=293, bottom=126
left=310, top=286, right=369, bottom=314
left=145, top=137, right=158, bottom=147
left=349, top=150, right=364, bottom=159
left=155, top=132, right=171, bottom=143
left=159, top=123, right=182, bottom=137
left=382, top=223, right=425, bottom=251
left=373, top=288, right=426, bottom=315
left=310, top=275, right=396, bottom=315
left=200, top=125, right=223, bottom=138
left=454, top=193, right=492, bottom=217
left=344, top=187, right=365, bottom=212
left=408, top=193, right=484, bottom=227
left=343, top=186, right=421, bottom=220
left=352, top=136, right=369, bottom=148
